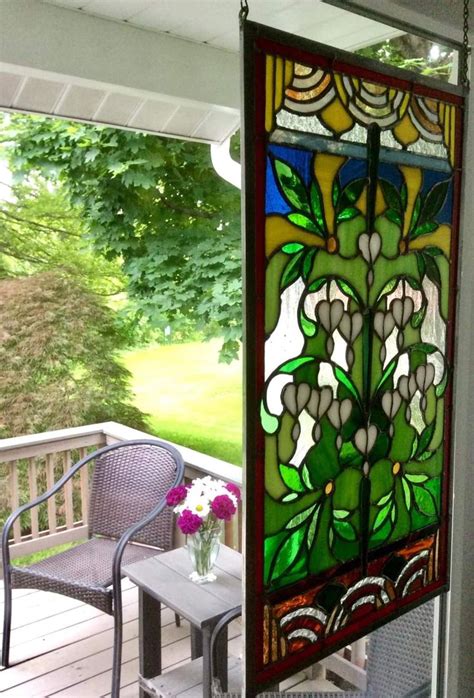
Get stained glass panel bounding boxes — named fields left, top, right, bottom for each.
left=242, top=21, right=463, bottom=694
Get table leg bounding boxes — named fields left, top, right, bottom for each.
left=190, top=625, right=203, bottom=659
left=202, top=624, right=228, bottom=698
left=138, top=589, right=161, bottom=698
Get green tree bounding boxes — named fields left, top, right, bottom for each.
left=0, top=176, right=125, bottom=295
left=5, top=116, right=242, bottom=362
left=0, top=271, right=146, bottom=437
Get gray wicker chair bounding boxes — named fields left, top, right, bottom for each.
left=211, top=600, right=434, bottom=697
left=1, top=438, right=185, bottom=698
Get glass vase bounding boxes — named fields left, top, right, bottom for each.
left=186, top=524, right=221, bottom=583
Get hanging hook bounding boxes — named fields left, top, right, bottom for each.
left=239, top=0, right=249, bottom=26
left=461, top=0, right=471, bottom=89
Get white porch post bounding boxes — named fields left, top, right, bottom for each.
left=444, top=50, right=474, bottom=698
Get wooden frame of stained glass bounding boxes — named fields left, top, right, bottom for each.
left=242, top=20, right=464, bottom=695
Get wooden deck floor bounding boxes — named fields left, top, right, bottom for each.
left=0, top=581, right=339, bottom=697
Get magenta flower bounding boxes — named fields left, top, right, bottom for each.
left=166, top=485, right=188, bottom=507
left=211, top=494, right=237, bottom=521
left=177, top=509, right=203, bottom=535
left=225, top=483, right=241, bottom=501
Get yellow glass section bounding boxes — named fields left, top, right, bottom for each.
left=394, top=113, right=420, bottom=147
left=319, top=97, right=354, bottom=136
left=409, top=224, right=452, bottom=258
left=313, top=153, right=346, bottom=234
left=265, top=216, right=325, bottom=258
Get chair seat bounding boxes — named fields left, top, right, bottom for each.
left=10, top=537, right=160, bottom=614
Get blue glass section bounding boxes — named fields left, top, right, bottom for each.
left=266, top=144, right=313, bottom=215
left=339, top=158, right=366, bottom=189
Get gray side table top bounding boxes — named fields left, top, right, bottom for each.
left=123, top=544, right=242, bottom=628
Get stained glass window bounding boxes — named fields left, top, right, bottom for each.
left=242, top=21, right=463, bottom=694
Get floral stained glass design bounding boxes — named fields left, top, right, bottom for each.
left=242, top=22, right=463, bottom=693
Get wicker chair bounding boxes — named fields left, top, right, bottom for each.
left=1, top=438, right=185, bottom=698
left=210, top=600, right=434, bottom=697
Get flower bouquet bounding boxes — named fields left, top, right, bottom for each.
left=166, top=476, right=241, bottom=583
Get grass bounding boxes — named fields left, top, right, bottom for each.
left=13, top=541, right=84, bottom=566
left=123, top=340, right=243, bottom=465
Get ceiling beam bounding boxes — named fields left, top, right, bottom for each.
left=0, top=0, right=240, bottom=112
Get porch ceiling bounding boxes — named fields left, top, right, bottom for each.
left=0, top=0, right=401, bottom=144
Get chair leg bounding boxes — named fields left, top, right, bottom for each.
left=1, top=572, right=12, bottom=668
left=175, top=612, right=181, bottom=627
left=111, top=608, right=123, bottom=698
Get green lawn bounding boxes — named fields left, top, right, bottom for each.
left=123, top=340, right=243, bottom=465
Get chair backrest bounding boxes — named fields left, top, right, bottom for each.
left=366, top=599, right=434, bottom=698
left=88, top=440, right=184, bottom=549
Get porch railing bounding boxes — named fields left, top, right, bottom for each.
left=0, top=421, right=365, bottom=689
left=0, top=421, right=242, bottom=561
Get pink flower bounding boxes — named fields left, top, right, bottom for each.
left=166, top=485, right=188, bottom=507
left=211, top=494, right=237, bottom=521
left=225, top=483, right=241, bottom=501
left=177, top=509, right=203, bottom=535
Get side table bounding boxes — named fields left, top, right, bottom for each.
left=123, top=544, right=242, bottom=698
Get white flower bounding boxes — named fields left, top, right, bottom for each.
left=187, top=496, right=211, bottom=519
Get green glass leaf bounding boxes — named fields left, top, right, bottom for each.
left=333, top=509, right=350, bottom=520
left=333, top=518, right=357, bottom=541
left=282, top=492, right=299, bottom=502
left=286, top=503, right=318, bottom=530
left=310, top=181, right=326, bottom=233
left=300, top=309, right=317, bottom=337
left=264, top=531, right=287, bottom=584
left=411, top=193, right=422, bottom=230
left=271, top=526, right=307, bottom=581
left=302, top=463, right=313, bottom=490
left=337, top=207, right=359, bottom=222
left=386, top=208, right=402, bottom=226
left=287, top=212, right=322, bottom=235
left=405, top=473, right=429, bottom=483
left=377, top=491, right=393, bottom=507
left=279, top=356, right=315, bottom=374
left=279, top=463, right=306, bottom=493
left=436, top=371, right=449, bottom=397
left=280, top=249, right=304, bottom=288
left=302, top=248, right=318, bottom=280
left=413, top=484, right=437, bottom=517
left=401, top=477, right=412, bottom=509
left=336, top=279, right=360, bottom=304
left=273, top=158, right=311, bottom=214
left=339, top=178, right=365, bottom=208
left=408, top=342, right=438, bottom=355
left=308, top=276, right=327, bottom=293
left=377, top=277, right=398, bottom=301
left=375, top=357, right=397, bottom=392
left=307, top=505, right=321, bottom=548
left=332, top=178, right=341, bottom=208
left=415, top=421, right=435, bottom=458
left=400, top=182, right=408, bottom=209
left=380, top=179, right=402, bottom=214
left=373, top=501, right=392, bottom=532
left=411, top=304, right=427, bottom=328
left=420, top=179, right=450, bottom=224
left=416, top=251, right=426, bottom=278
left=411, top=221, right=438, bottom=239
left=334, top=366, right=360, bottom=403
left=424, top=245, right=444, bottom=257
left=424, top=253, right=441, bottom=288
left=282, top=242, right=305, bottom=254
left=260, top=401, right=279, bottom=434
left=410, top=434, right=419, bottom=459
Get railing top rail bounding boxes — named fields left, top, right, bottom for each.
left=0, top=422, right=242, bottom=485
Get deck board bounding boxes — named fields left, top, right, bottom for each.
left=0, top=581, right=339, bottom=696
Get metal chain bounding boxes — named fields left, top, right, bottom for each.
left=461, top=0, right=471, bottom=88
left=239, top=0, right=249, bottom=26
